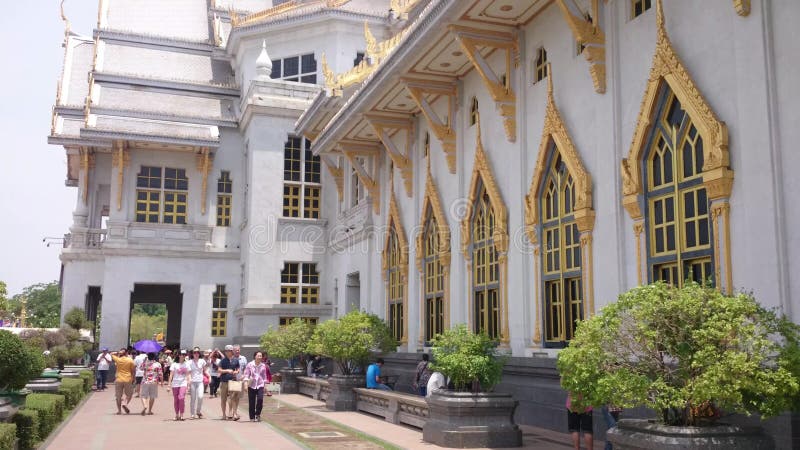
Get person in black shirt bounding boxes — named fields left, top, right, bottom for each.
left=218, top=345, right=241, bottom=420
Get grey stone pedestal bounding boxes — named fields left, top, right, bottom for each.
left=25, top=378, right=61, bottom=393
left=0, top=397, right=19, bottom=422
left=326, top=375, right=364, bottom=411
left=423, top=391, right=522, bottom=448
left=608, top=419, right=774, bottom=449
left=279, top=368, right=304, bottom=394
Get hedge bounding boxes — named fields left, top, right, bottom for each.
left=25, top=394, right=65, bottom=439
left=78, top=370, right=93, bottom=393
left=0, top=423, right=16, bottom=450
left=58, top=378, right=85, bottom=409
left=11, top=409, right=39, bottom=450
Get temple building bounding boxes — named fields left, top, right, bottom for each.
left=50, top=0, right=800, bottom=445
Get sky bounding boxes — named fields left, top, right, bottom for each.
left=0, top=1, right=99, bottom=295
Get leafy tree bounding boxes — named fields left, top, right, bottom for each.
left=429, top=324, right=505, bottom=393
left=558, top=282, right=800, bottom=426
left=10, top=282, right=61, bottom=328
left=0, top=330, right=45, bottom=391
left=64, top=307, right=90, bottom=330
left=260, top=318, right=313, bottom=368
left=0, top=281, right=9, bottom=321
left=307, top=311, right=396, bottom=375
left=129, top=311, right=166, bottom=343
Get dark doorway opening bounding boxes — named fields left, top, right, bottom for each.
left=129, top=284, right=182, bottom=348
left=345, top=272, right=360, bottom=314
left=85, top=286, right=102, bottom=347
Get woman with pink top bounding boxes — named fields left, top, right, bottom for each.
left=167, top=349, right=191, bottom=421
left=566, top=392, right=593, bottom=450
left=242, top=351, right=271, bottom=422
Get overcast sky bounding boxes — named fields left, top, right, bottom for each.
left=0, top=1, right=98, bottom=295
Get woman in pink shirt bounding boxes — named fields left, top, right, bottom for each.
left=242, top=351, right=271, bottom=422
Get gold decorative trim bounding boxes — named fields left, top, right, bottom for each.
left=525, top=65, right=595, bottom=239
left=382, top=184, right=409, bottom=344
left=711, top=201, right=733, bottom=294
left=621, top=0, right=733, bottom=216
left=112, top=141, right=129, bottom=211
left=326, top=23, right=410, bottom=92
left=196, top=149, right=213, bottom=216
left=554, top=0, right=606, bottom=93
left=460, top=112, right=510, bottom=343
left=621, top=0, right=734, bottom=287
left=532, top=246, right=541, bottom=343
left=450, top=25, right=518, bottom=142
left=79, top=149, right=95, bottom=205
left=365, top=114, right=414, bottom=198
left=390, top=0, right=421, bottom=20
left=415, top=156, right=452, bottom=346
left=633, top=221, right=644, bottom=285
left=581, top=234, right=595, bottom=317
left=401, top=77, right=457, bottom=173
left=321, top=154, right=344, bottom=202
left=733, top=0, right=750, bottom=16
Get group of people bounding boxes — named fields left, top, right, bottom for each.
left=95, top=344, right=274, bottom=422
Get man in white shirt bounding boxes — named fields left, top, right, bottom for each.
left=96, top=348, right=112, bottom=390
left=426, top=372, right=448, bottom=398
left=234, top=346, right=247, bottom=381
left=133, top=351, right=147, bottom=397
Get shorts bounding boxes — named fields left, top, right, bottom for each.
left=220, top=381, right=240, bottom=401
left=115, top=381, right=134, bottom=399
left=567, top=410, right=593, bottom=433
left=135, top=376, right=143, bottom=385
left=140, top=383, right=158, bottom=399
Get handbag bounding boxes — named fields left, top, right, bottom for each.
left=227, top=380, right=242, bottom=392
left=203, top=373, right=210, bottom=385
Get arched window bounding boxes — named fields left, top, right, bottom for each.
left=216, top=171, right=232, bottom=227
left=540, top=152, right=583, bottom=345
left=471, top=181, right=500, bottom=339
left=534, top=47, right=548, bottom=83
left=422, top=211, right=445, bottom=342
left=644, top=86, right=712, bottom=286
left=470, top=97, right=479, bottom=126
left=386, top=225, right=404, bottom=342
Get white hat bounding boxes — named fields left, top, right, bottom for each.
left=224, top=345, right=234, bottom=351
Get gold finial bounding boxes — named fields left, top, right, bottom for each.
left=475, top=109, right=483, bottom=146
left=60, top=0, right=71, bottom=39
left=656, top=0, right=667, bottom=42
left=364, top=21, right=378, bottom=59
left=321, top=53, right=337, bottom=90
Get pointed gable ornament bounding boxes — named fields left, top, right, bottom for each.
left=256, top=40, right=273, bottom=81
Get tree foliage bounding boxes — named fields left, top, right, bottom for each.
left=429, top=324, right=505, bottom=392
left=9, top=282, right=61, bottom=328
left=64, top=307, right=90, bottom=331
left=260, top=318, right=313, bottom=368
left=558, top=282, right=800, bottom=426
left=0, top=330, right=45, bottom=391
left=306, top=311, right=396, bottom=375
left=129, top=309, right=166, bottom=343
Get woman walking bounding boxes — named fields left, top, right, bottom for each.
left=167, top=349, right=191, bottom=421
left=188, top=347, right=208, bottom=419
left=242, top=351, right=271, bottom=422
left=209, top=349, right=222, bottom=398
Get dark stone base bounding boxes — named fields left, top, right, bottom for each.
left=279, top=368, right=304, bottom=394
left=326, top=375, right=364, bottom=411
left=423, top=391, right=522, bottom=448
left=608, top=419, right=774, bottom=450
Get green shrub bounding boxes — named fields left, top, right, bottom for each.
left=307, top=311, right=397, bottom=375
left=79, top=370, right=93, bottom=393
left=0, top=330, right=45, bottom=391
left=0, top=423, right=16, bottom=450
left=260, top=318, right=313, bottom=368
left=558, top=282, right=800, bottom=426
left=12, top=409, right=39, bottom=450
left=429, top=324, right=505, bottom=392
left=25, top=393, right=65, bottom=438
left=58, top=378, right=85, bottom=409
left=64, top=307, right=90, bottom=331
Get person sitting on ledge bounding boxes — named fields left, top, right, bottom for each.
left=365, top=358, right=391, bottom=391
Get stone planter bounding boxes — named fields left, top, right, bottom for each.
left=0, top=397, right=19, bottom=423
left=607, top=419, right=774, bottom=450
left=25, top=377, right=61, bottom=393
left=423, top=391, right=522, bottom=448
left=279, top=368, right=304, bottom=394
left=326, top=375, right=364, bottom=411
left=0, top=390, right=28, bottom=407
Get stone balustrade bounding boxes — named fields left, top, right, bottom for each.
left=297, top=376, right=330, bottom=401
left=353, top=388, right=429, bottom=429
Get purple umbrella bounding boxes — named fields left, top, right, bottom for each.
left=133, top=339, right=162, bottom=353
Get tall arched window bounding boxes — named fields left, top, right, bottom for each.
left=644, top=86, right=712, bottom=286
left=386, top=225, right=404, bottom=342
left=422, top=212, right=444, bottom=342
left=541, top=152, right=583, bottom=345
left=534, top=47, right=548, bottom=83
left=471, top=181, right=500, bottom=339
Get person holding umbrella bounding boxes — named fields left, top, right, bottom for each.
left=139, top=352, right=162, bottom=415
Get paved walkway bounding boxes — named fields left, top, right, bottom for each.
left=46, top=388, right=602, bottom=450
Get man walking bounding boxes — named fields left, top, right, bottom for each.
left=218, top=345, right=241, bottom=420
left=139, top=352, right=162, bottom=415
left=96, top=348, right=112, bottom=390
left=111, top=348, right=136, bottom=414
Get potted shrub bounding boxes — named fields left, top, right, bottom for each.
left=260, top=318, right=314, bottom=394
left=0, top=330, right=45, bottom=406
left=558, top=282, right=800, bottom=449
left=422, top=324, right=521, bottom=448
left=306, top=311, right=396, bottom=410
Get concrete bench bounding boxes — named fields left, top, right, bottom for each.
left=297, top=376, right=330, bottom=402
left=353, top=388, right=429, bottom=429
